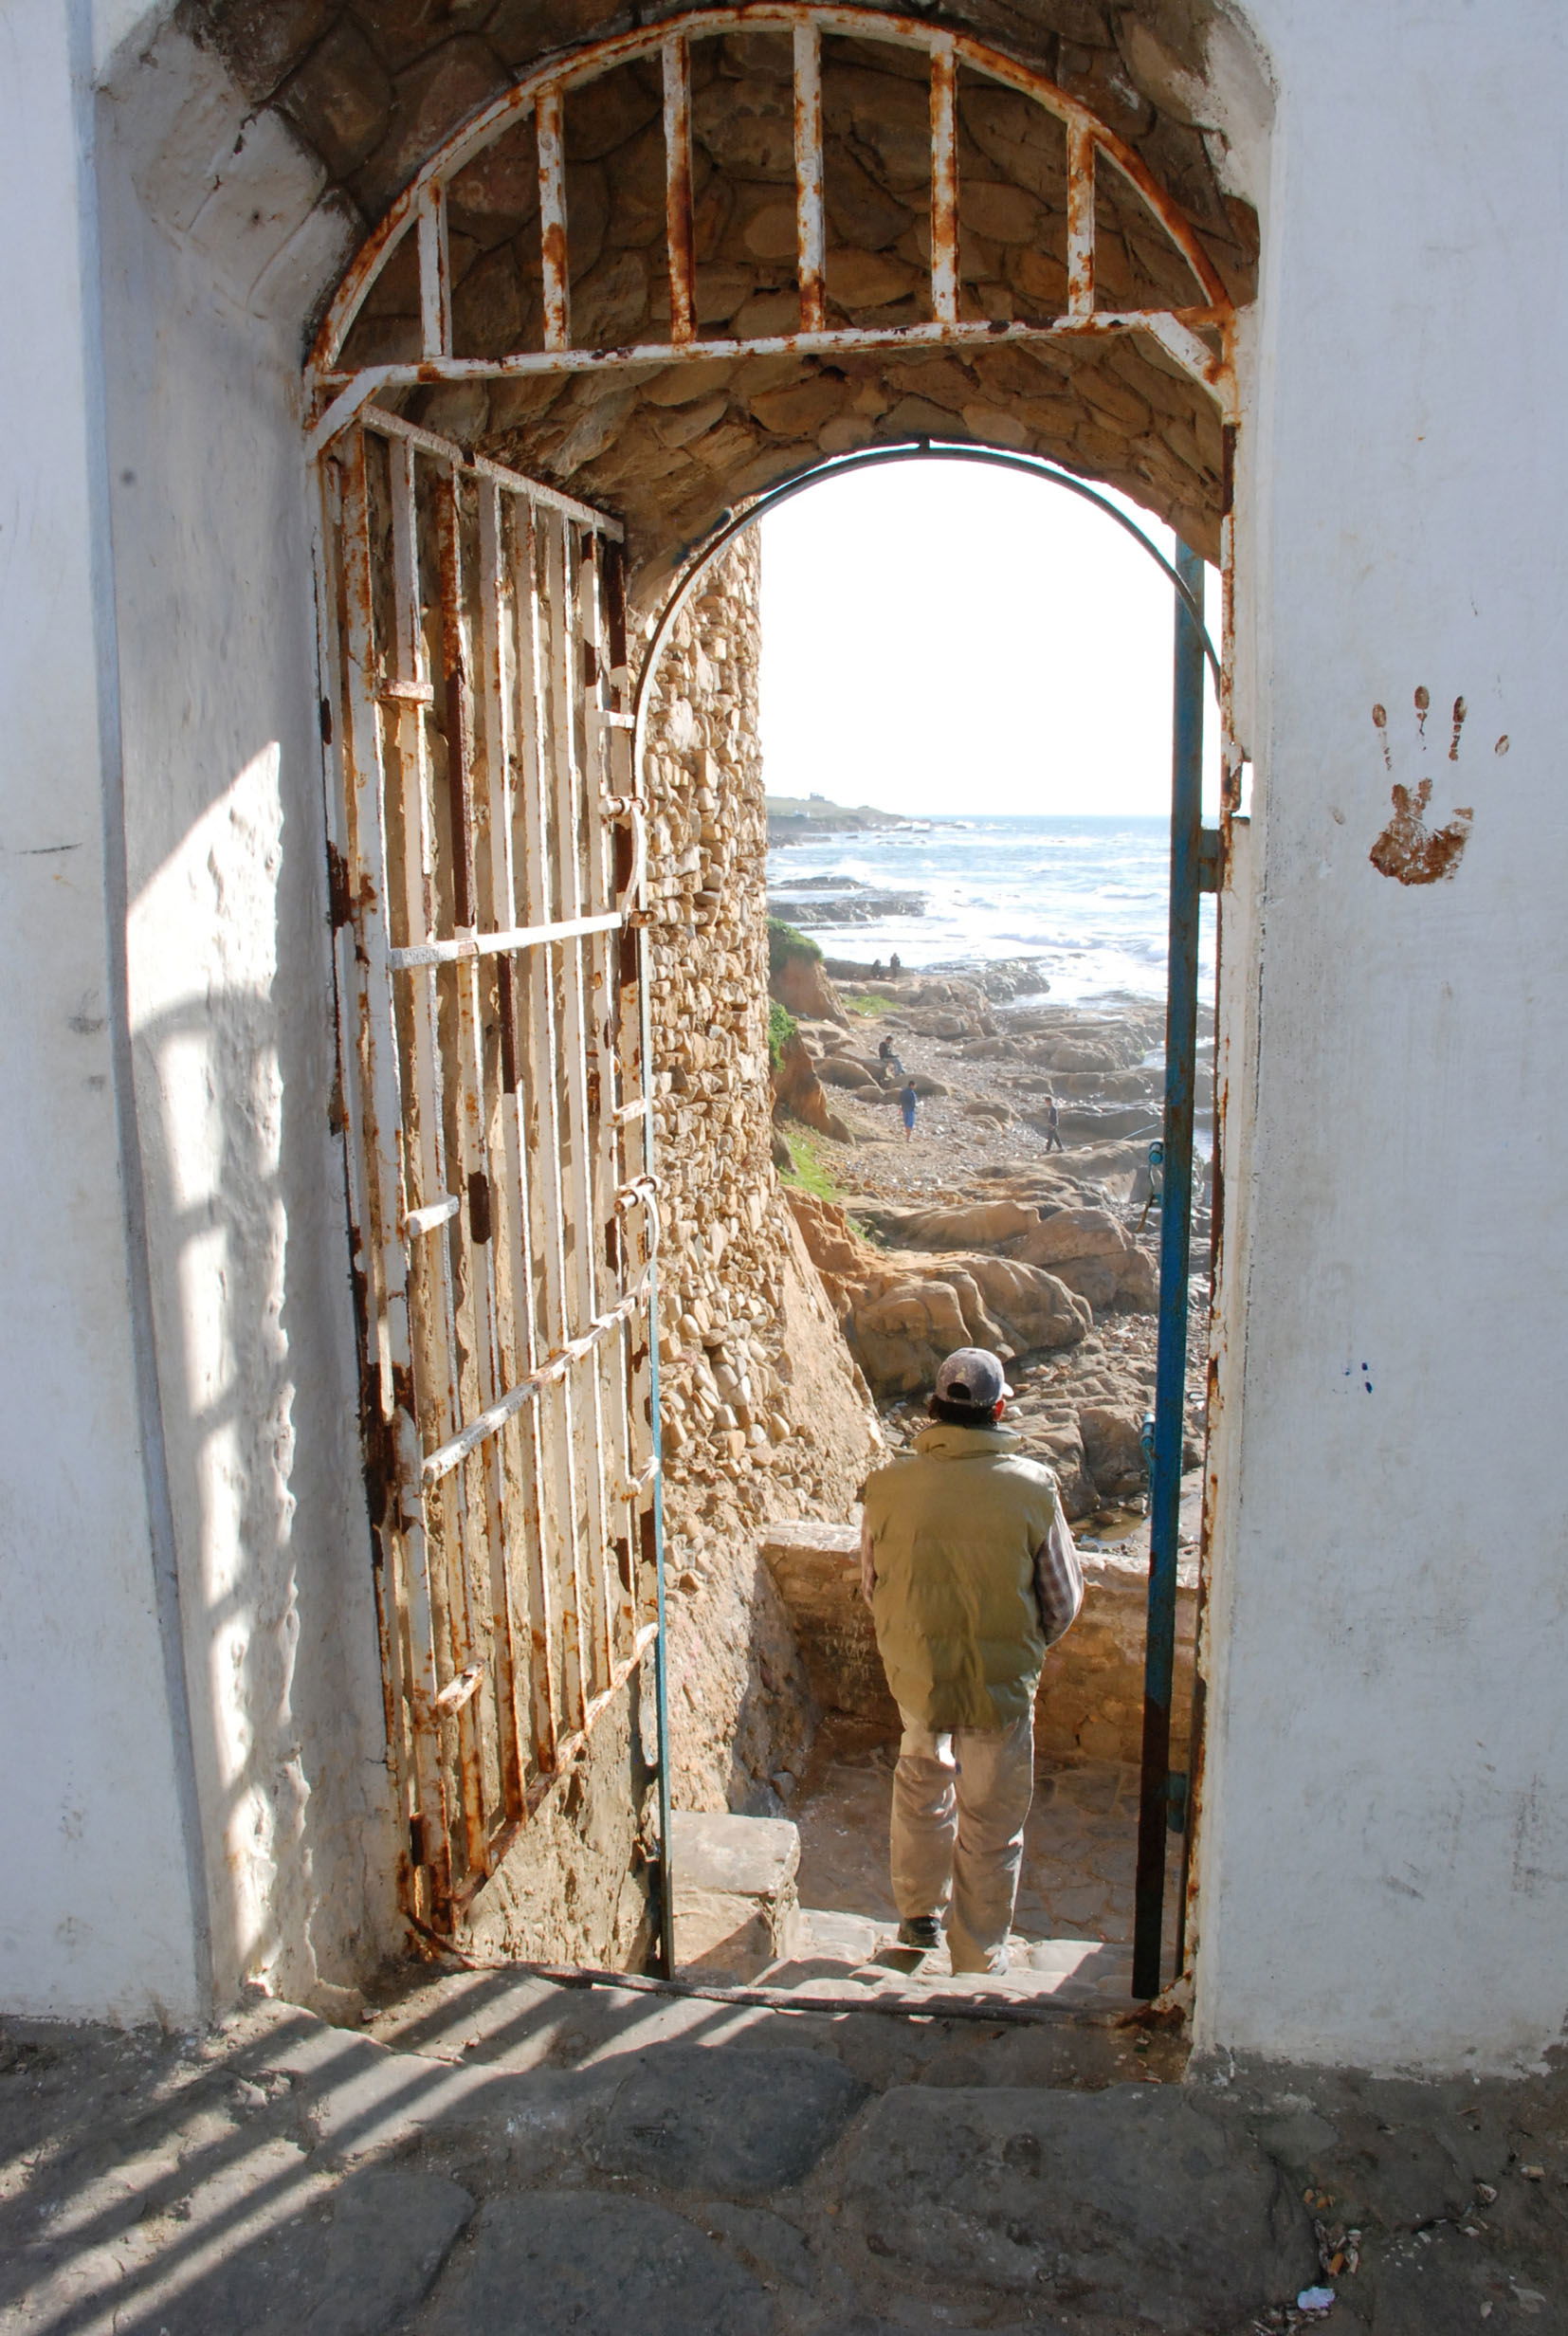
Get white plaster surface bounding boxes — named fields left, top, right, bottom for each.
left=1194, top=0, right=1568, bottom=2070
left=0, top=0, right=202, bottom=2023
left=97, top=22, right=398, bottom=2008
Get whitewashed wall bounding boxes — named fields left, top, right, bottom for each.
left=98, top=22, right=400, bottom=2012
left=0, top=2, right=398, bottom=2023
left=1195, top=0, right=1568, bottom=2069
left=0, top=0, right=206, bottom=2026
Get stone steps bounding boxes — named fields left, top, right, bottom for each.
left=669, top=1804, right=1135, bottom=2007
left=769, top=1908, right=1136, bottom=2008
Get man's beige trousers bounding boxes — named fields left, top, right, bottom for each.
left=890, top=1706, right=1035, bottom=1973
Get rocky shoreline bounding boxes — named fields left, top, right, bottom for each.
left=769, top=940, right=1214, bottom=1549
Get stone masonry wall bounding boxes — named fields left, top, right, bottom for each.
left=640, top=532, right=884, bottom=1816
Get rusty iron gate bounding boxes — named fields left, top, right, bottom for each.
left=315, top=407, right=663, bottom=1936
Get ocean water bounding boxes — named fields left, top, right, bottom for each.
left=767, top=813, right=1216, bottom=1008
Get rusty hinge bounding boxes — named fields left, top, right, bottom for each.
left=1196, top=828, right=1222, bottom=893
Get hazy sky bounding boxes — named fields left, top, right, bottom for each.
left=758, top=458, right=1218, bottom=819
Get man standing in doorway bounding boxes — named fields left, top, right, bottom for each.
left=859, top=1348, right=1083, bottom=1973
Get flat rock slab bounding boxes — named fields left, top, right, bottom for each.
left=167, top=2167, right=474, bottom=2336
left=590, top=2044, right=868, bottom=2195
left=670, top=1809, right=800, bottom=1896
left=9, top=2166, right=475, bottom=2336
left=420, top=2191, right=776, bottom=2335
left=838, top=2084, right=1314, bottom=2331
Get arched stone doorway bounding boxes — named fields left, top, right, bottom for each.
left=307, top=6, right=1249, bottom=1988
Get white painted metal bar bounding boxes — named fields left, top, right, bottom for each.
left=1143, top=312, right=1230, bottom=404
left=387, top=908, right=621, bottom=970
left=477, top=471, right=547, bottom=1816
left=510, top=497, right=565, bottom=1771
left=405, top=1195, right=461, bottom=1238
left=547, top=512, right=610, bottom=1713
left=388, top=438, right=488, bottom=1881
left=929, top=36, right=959, bottom=325
left=317, top=306, right=1231, bottom=408
left=793, top=24, right=826, bottom=333
left=663, top=38, right=696, bottom=345
left=417, top=183, right=452, bottom=358
left=537, top=86, right=571, bottom=352
left=437, top=465, right=527, bottom=1850
left=1067, top=121, right=1096, bottom=318
left=523, top=506, right=587, bottom=1744
left=316, top=449, right=424, bottom=1886
left=433, top=1663, right=483, bottom=1718
left=335, top=429, right=453, bottom=1916
left=579, top=539, right=632, bottom=1682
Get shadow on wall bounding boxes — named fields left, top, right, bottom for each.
left=127, top=745, right=399, bottom=2012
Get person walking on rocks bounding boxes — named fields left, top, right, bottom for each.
left=899, top=1078, right=918, bottom=1141
left=859, top=1348, right=1083, bottom=1974
left=1043, top=1092, right=1063, bottom=1152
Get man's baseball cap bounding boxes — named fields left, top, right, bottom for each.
left=934, top=1347, right=1013, bottom=1407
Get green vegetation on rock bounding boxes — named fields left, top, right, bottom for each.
left=768, top=916, right=823, bottom=976
left=777, top=1126, right=841, bottom=1201
left=768, top=1000, right=797, bottom=1071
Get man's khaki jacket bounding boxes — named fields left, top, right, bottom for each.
left=860, top=1421, right=1081, bottom=1732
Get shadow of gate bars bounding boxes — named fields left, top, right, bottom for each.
left=307, top=3, right=1240, bottom=1991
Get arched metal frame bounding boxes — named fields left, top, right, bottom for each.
left=632, top=437, right=1222, bottom=774
left=309, top=2, right=1243, bottom=1991
left=307, top=4, right=1236, bottom=457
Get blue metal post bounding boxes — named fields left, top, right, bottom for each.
left=631, top=895, right=677, bottom=1981
left=646, top=1262, right=676, bottom=1979
left=1132, top=541, right=1205, bottom=2000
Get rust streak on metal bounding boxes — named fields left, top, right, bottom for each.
left=1067, top=121, right=1095, bottom=317
left=538, top=86, right=570, bottom=353
left=929, top=35, right=958, bottom=325
left=662, top=38, right=696, bottom=345
left=793, top=22, right=826, bottom=332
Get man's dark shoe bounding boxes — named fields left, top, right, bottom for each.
left=897, top=1916, right=942, bottom=1952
